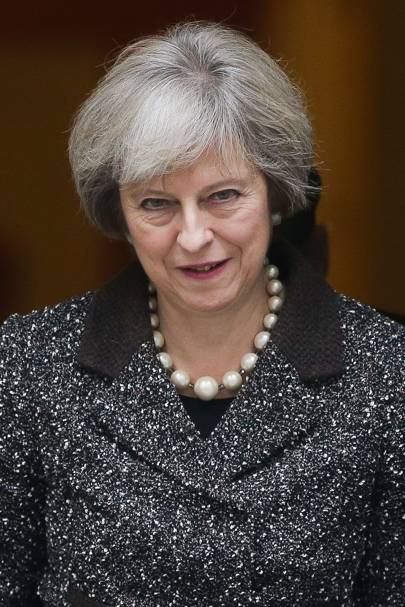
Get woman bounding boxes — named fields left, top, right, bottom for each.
left=0, top=21, right=404, bottom=607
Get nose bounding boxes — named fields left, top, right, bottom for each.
left=176, top=205, right=214, bottom=252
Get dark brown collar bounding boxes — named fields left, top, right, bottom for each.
left=78, top=239, right=345, bottom=382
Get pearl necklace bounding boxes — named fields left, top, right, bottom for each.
left=149, top=263, right=284, bottom=401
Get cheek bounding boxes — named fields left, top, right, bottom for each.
left=226, top=205, right=270, bottom=245
left=130, top=225, right=174, bottom=265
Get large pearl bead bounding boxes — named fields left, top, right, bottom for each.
left=194, top=376, right=219, bottom=400
left=148, top=283, right=156, bottom=294
left=268, top=295, right=283, bottom=312
left=222, top=370, right=243, bottom=391
left=265, top=264, right=279, bottom=280
left=240, top=352, right=258, bottom=372
left=266, top=279, right=283, bottom=296
left=153, top=330, right=164, bottom=348
left=264, top=312, right=278, bottom=330
left=149, top=297, right=157, bottom=311
left=171, top=369, right=190, bottom=389
left=158, top=352, right=172, bottom=369
left=254, top=331, right=270, bottom=350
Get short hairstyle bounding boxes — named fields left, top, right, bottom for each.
left=69, top=21, right=315, bottom=239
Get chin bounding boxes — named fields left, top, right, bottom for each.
left=181, top=292, right=235, bottom=314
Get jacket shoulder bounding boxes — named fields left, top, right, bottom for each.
left=337, top=293, right=404, bottom=389
left=0, top=292, right=94, bottom=369
left=338, top=293, right=405, bottom=345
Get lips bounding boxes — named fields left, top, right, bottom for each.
left=178, top=260, right=228, bottom=272
left=178, top=259, right=229, bottom=279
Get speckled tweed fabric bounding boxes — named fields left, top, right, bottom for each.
left=0, top=241, right=404, bottom=606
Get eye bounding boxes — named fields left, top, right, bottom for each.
left=141, top=198, right=172, bottom=210
left=208, top=189, right=240, bottom=203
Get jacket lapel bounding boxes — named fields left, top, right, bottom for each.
left=179, top=344, right=332, bottom=490
left=89, top=344, right=206, bottom=484
left=79, top=239, right=345, bottom=503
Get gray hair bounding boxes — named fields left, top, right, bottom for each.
left=68, top=21, right=315, bottom=239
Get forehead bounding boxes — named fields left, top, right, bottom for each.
left=124, top=151, right=262, bottom=196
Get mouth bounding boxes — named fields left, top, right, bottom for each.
left=178, top=259, right=229, bottom=278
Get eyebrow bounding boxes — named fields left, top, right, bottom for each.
left=133, top=177, right=249, bottom=198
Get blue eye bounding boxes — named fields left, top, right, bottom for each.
left=209, top=189, right=239, bottom=202
left=141, top=198, right=171, bottom=210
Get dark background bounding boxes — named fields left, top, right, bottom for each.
left=1, top=0, right=404, bottom=321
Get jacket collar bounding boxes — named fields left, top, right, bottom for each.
left=78, top=238, right=345, bottom=382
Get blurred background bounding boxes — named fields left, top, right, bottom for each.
left=1, top=0, right=404, bottom=322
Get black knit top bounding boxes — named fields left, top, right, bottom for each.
left=179, top=395, right=234, bottom=440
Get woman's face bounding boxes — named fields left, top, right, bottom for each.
left=119, top=152, right=272, bottom=314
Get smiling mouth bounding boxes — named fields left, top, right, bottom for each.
left=179, top=259, right=229, bottom=273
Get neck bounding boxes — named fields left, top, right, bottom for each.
left=156, top=274, right=268, bottom=384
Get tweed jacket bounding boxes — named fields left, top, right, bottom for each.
left=0, top=240, right=404, bottom=607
